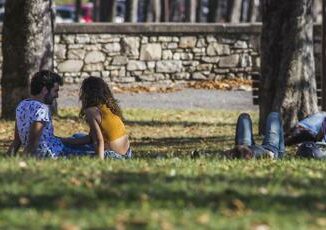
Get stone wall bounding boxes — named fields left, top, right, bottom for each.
left=0, top=23, right=323, bottom=85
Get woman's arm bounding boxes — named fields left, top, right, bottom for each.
left=85, top=107, right=105, bottom=159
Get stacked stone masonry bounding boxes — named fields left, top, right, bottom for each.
left=0, top=24, right=323, bottom=84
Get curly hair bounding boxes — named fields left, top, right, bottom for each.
left=30, top=70, right=63, bottom=95
left=79, top=76, right=123, bottom=120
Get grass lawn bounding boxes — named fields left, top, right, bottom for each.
left=0, top=108, right=325, bottom=229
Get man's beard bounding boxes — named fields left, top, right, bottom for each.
left=44, top=92, right=54, bottom=105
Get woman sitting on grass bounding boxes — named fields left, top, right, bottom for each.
left=224, top=112, right=285, bottom=159
left=79, top=76, right=131, bottom=160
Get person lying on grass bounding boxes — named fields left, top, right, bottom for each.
left=6, top=70, right=93, bottom=158
left=224, top=112, right=285, bottom=159
left=285, top=112, right=326, bottom=145
left=78, top=76, right=131, bottom=160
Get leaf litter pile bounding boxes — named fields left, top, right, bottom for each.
left=112, top=79, right=252, bottom=94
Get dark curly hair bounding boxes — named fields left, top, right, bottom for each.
left=30, top=70, right=63, bottom=95
left=79, top=76, right=123, bottom=119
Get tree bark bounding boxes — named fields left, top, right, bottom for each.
left=125, top=0, right=139, bottom=22
left=1, top=0, right=54, bottom=119
left=227, top=0, right=242, bottom=23
left=260, top=0, right=318, bottom=133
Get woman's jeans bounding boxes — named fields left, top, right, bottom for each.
left=235, top=112, right=285, bottom=158
left=62, top=133, right=132, bottom=159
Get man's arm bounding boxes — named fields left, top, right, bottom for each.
left=6, top=122, right=21, bottom=156
left=23, top=121, right=44, bottom=156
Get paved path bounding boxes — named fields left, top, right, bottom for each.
left=57, top=85, right=258, bottom=111
left=0, top=85, right=258, bottom=111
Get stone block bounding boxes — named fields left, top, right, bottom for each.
left=179, top=37, right=197, bottom=48
left=156, top=61, right=182, bottom=73
left=85, top=51, right=106, bottom=64
left=207, top=43, right=231, bottom=56
left=62, top=35, right=76, bottom=44
left=127, top=61, right=147, bottom=71
left=202, top=57, right=219, bottom=63
left=67, top=49, right=86, bottom=60
left=162, top=50, right=173, bottom=60
left=83, top=63, right=104, bottom=72
left=234, top=40, right=248, bottom=49
left=172, top=72, right=190, bottom=80
left=104, top=43, right=121, bottom=53
left=219, top=55, right=240, bottom=68
left=57, top=60, right=83, bottom=73
left=112, top=56, right=128, bottom=65
left=192, top=72, right=207, bottom=80
left=140, top=44, right=162, bottom=61
left=196, top=38, right=206, bottom=48
left=121, top=37, right=140, bottom=57
left=240, top=54, right=252, bottom=67
left=54, top=44, right=66, bottom=60
left=76, top=35, right=90, bottom=44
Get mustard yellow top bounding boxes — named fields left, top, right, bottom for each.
left=98, top=104, right=126, bottom=141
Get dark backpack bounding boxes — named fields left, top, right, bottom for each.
left=296, top=142, right=326, bottom=159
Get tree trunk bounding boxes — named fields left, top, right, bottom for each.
left=207, top=0, right=219, bottom=22
left=185, top=0, right=197, bottom=22
left=125, top=0, right=139, bottom=22
left=260, top=0, right=318, bottom=133
left=227, top=0, right=242, bottom=23
left=1, top=0, right=54, bottom=119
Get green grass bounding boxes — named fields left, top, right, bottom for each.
left=0, top=108, right=325, bottom=229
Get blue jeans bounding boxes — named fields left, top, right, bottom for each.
left=62, top=133, right=132, bottom=159
left=235, top=112, right=285, bottom=158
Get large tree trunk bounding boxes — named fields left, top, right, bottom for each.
left=227, top=0, right=242, bottom=23
left=260, top=0, right=318, bottom=133
left=125, top=0, right=139, bottom=22
left=185, top=0, right=197, bottom=22
left=1, top=0, right=54, bottom=119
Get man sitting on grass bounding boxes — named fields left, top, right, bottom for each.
left=6, top=70, right=92, bottom=158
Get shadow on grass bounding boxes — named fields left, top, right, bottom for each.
left=0, top=171, right=325, bottom=215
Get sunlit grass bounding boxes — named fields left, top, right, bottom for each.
left=0, top=108, right=325, bottom=229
